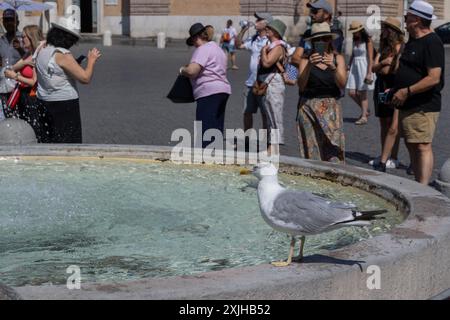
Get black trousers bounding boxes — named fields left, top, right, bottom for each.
left=38, top=98, right=82, bottom=143
left=196, top=93, right=229, bottom=148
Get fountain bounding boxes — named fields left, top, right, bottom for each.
left=0, top=145, right=449, bottom=300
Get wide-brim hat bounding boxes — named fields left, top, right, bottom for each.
left=407, top=0, right=437, bottom=20
left=186, top=22, right=210, bottom=46
left=266, top=19, right=287, bottom=39
left=348, top=21, right=365, bottom=33
left=51, top=22, right=82, bottom=39
left=305, top=22, right=338, bottom=41
left=381, top=17, right=405, bottom=35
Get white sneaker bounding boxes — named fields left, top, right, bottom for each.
left=369, top=156, right=381, bottom=166
left=386, top=158, right=399, bottom=169
left=369, top=157, right=398, bottom=169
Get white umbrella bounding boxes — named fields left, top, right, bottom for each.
left=0, top=0, right=53, bottom=11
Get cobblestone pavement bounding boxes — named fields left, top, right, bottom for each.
left=71, top=42, right=450, bottom=182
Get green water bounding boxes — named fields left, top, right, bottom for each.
left=0, top=158, right=403, bottom=286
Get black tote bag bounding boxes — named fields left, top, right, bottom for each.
left=167, top=75, right=195, bottom=103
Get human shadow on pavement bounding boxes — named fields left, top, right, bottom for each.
left=345, top=151, right=373, bottom=165
left=343, top=117, right=360, bottom=123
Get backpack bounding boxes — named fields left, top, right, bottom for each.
left=222, top=32, right=231, bottom=42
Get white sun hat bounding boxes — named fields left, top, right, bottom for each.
left=407, top=0, right=437, bottom=20
left=51, top=21, right=82, bottom=39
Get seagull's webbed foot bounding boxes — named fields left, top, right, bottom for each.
left=271, top=260, right=292, bottom=267
left=272, top=236, right=296, bottom=267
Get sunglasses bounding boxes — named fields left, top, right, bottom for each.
left=404, top=14, right=417, bottom=22
left=310, top=8, right=319, bottom=14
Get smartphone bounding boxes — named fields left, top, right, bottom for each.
left=76, top=55, right=86, bottom=64
left=313, top=41, right=327, bottom=56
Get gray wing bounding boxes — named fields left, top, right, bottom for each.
left=271, top=190, right=355, bottom=235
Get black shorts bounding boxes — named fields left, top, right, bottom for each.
left=375, top=102, right=395, bottom=118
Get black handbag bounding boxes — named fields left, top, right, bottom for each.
left=167, top=75, right=195, bottom=103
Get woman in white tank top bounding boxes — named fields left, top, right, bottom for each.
left=35, top=23, right=101, bottom=143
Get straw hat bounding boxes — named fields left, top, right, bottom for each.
left=381, top=17, right=404, bottom=35
left=348, top=21, right=365, bottom=33
left=304, top=22, right=338, bottom=41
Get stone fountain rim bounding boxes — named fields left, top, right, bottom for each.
left=2, top=144, right=449, bottom=300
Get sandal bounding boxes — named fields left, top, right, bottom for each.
left=355, top=117, right=368, bottom=125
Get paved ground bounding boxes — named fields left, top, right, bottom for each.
left=70, top=41, right=450, bottom=182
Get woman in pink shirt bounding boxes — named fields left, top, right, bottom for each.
left=180, top=23, right=232, bottom=148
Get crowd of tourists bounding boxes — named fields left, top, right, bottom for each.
left=179, top=0, right=445, bottom=186
left=0, top=0, right=445, bottom=187
left=0, top=9, right=100, bottom=143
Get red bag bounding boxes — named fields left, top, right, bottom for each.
left=7, top=64, right=35, bottom=109
left=6, top=84, right=21, bottom=109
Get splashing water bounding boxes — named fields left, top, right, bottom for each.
left=0, top=158, right=403, bottom=286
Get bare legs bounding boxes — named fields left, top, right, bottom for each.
left=406, top=142, right=434, bottom=185
left=379, top=110, right=400, bottom=165
left=230, top=52, right=238, bottom=70
left=349, top=90, right=370, bottom=124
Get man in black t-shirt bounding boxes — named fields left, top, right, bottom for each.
left=391, top=0, right=445, bottom=185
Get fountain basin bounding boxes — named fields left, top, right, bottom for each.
left=0, top=145, right=448, bottom=300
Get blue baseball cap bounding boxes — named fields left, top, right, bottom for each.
left=307, top=0, right=333, bottom=14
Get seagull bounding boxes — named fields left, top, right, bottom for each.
left=253, top=163, right=387, bottom=267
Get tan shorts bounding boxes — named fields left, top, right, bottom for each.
left=399, top=109, right=439, bottom=144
